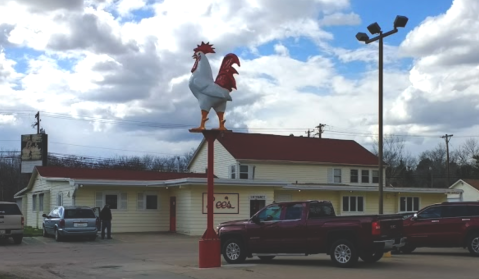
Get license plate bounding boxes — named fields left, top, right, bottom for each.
left=0, top=230, right=5, bottom=234
left=74, top=223, right=87, bottom=227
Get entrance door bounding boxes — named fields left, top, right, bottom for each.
left=250, top=200, right=266, bottom=217
left=170, top=197, right=176, bottom=232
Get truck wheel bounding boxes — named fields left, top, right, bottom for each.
left=400, top=243, right=416, bottom=254
left=258, top=256, right=275, bottom=262
left=360, top=250, right=384, bottom=263
left=12, top=235, right=23, bottom=245
left=222, top=238, right=247, bottom=264
left=467, top=233, right=479, bottom=256
left=330, top=239, right=358, bottom=268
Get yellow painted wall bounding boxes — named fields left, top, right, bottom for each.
left=74, top=186, right=170, bottom=233
left=186, top=186, right=276, bottom=236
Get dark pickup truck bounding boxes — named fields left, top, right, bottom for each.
left=217, top=200, right=406, bottom=267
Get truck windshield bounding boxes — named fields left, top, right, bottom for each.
left=0, top=204, right=22, bottom=215
left=64, top=209, right=96, bottom=219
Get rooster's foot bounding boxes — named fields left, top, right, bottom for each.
left=212, top=120, right=227, bottom=130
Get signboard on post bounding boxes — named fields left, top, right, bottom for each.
left=20, top=133, right=48, bottom=173
left=202, top=193, right=239, bottom=214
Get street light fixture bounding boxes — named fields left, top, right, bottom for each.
left=356, top=15, right=408, bottom=215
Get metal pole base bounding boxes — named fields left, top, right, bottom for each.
left=199, top=237, right=221, bottom=268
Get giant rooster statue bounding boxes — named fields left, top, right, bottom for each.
left=189, top=42, right=240, bottom=131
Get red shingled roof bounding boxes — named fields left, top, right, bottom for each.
left=216, top=132, right=381, bottom=166
left=35, top=166, right=209, bottom=180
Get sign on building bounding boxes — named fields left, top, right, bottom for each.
left=20, top=133, right=48, bottom=173
left=202, top=193, right=239, bottom=214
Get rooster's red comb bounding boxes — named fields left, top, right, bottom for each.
left=194, top=41, right=216, bottom=54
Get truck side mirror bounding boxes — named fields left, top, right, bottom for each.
left=411, top=213, right=418, bottom=221
left=265, top=215, right=273, bottom=221
left=252, top=215, right=260, bottom=224
left=42, top=214, right=48, bottom=218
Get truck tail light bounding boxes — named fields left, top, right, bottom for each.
left=59, top=219, right=65, bottom=228
left=21, top=216, right=24, bottom=228
left=372, top=221, right=381, bottom=235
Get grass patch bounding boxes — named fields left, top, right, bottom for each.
left=23, top=226, right=43, bottom=237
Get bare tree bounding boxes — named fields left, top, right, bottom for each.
left=371, top=135, right=417, bottom=187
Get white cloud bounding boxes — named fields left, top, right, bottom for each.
left=0, top=0, right=477, bottom=162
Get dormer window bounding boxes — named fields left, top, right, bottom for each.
left=229, top=164, right=255, bottom=179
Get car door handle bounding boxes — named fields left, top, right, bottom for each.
left=431, top=220, right=439, bottom=223
left=462, top=219, right=470, bottom=221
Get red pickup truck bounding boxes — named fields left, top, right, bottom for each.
left=400, top=201, right=479, bottom=256
left=216, top=200, right=406, bottom=267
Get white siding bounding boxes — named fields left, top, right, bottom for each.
left=26, top=179, right=72, bottom=228
left=451, top=182, right=479, bottom=201
left=189, top=140, right=237, bottom=178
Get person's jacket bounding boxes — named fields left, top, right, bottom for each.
left=100, top=207, right=112, bottom=221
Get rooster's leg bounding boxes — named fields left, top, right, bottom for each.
left=189, top=110, right=209, bottom=132
left=215, top=112, right=227, bottom=130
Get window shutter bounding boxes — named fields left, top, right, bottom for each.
left=251, top=166, right=256, bottom=179
left=95, top=192, right=103, bottom=208
left=137, top=193, right=144, bottom=210
left=120, top=193, right=128, bottom=209
left=327, top=168, right=333, bottom=183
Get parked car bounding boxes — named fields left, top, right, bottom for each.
left=216, top=200, right=406, bottom=268
left=400, top=201, right=479, bottom=256
left=42, top=206, right=99, bottom=241
left=0, top=201, right=24, bottom=244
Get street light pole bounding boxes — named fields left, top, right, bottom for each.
left=378, top=31, right=384, bottom=215
left=356, top=15, right=408, bottom=215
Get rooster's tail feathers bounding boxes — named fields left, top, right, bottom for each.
left=214, top=53, right=240, bottom=92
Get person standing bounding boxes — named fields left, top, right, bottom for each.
left=100, top=204, right=112, bottom=239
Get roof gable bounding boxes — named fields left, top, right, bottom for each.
left=461, top=179, right=479, bottom=191
left=216, top=132, right=381, bottom=166
left=35, top=166, right=209, bottom=181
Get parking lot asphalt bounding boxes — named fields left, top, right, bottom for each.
left=1, top=233, right=478, bottom=279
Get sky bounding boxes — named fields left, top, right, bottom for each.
left=1, top=0, right=478, bottom=163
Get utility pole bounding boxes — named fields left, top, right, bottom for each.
left=441, top=134, right=453, bottom=186
left=305, top=129, right=313, bottom=138
left=315, top=123, right=326, bottom=139
left=33, top=111, right=41, bottom=134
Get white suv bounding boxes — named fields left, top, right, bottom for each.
left=0, top=202, right=24, bottom=244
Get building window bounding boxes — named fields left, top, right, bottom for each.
left=137, top=193, right=158, bottom=210
left=350, top=169, right=358, bottom=183
left=32, top=195, right=37, bottom=211
left=239, top=165, right=249, bottom=179
left=39, top=194, right=44, bottom=211
left=57, top=192, right=63, bottom=206
left=342, top=196, right=364, bottom=212
left=400, top=197, right=419, bottom=212
left=105, top=195, right=118, bottom=209
left=334, top=169, right=342, bottom=183
left=361, top=170, right=369, bottom=183
left=96, top=192, right=127, bottom=210
left=372, top=170, right=379, bottom=183
left=230, top=164, right=255, bottom=179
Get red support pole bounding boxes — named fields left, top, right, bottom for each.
left=198, top=130, right=221, bottom=268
